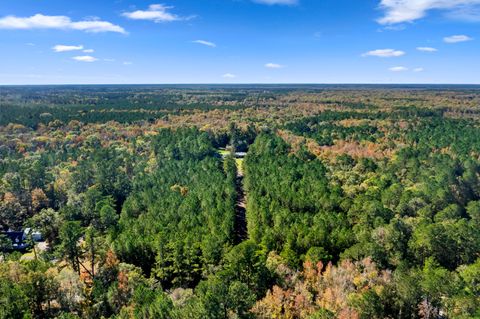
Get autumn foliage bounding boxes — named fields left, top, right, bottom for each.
left=253, top=257, right=391, bottom=319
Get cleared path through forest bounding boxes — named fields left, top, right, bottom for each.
left=233, top=171, right=248, bottom=243
left=220, top=149, right=248, bottom=243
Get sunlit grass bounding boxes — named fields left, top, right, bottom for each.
left=219, top=149, right=230, bottom=157
left=236, top=158, right=244, bottom=175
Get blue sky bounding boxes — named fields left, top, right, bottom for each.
left=0, top=0, right=478, bottom=84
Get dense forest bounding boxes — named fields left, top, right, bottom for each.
left=1, top=85, right=480, bottom=318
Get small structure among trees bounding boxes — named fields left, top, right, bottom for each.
left=0, top=228, right=42, bottom=252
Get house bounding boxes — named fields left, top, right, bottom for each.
left=1, top=228, right=42, bottom=252
left=24, top=228, right=43, bottom=242
left=234, top=152, right=247, bottom=158
left=2, top=231, right=29, bottom=251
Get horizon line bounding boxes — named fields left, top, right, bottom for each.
left=1, top=83, right=480, bottom=86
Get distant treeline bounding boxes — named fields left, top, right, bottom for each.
left=0, top=86, right=255, bottom=127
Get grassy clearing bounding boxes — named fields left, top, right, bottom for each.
left=236, top=158, right=244, bottom=175
left=219, top=149, right=230, bottom=157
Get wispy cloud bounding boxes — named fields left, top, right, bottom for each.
left=362, top=49, right=405, bottom=57
left=417, top=46, right=437, bottom=52
left=383, top=24, right=407, bottom=31
left=0, top=14, right=126, bottom=33
left=413, top=67, right=424, bottom=72
left=378, top=0, right=480, bottom=25
left=83, top=49, right=94, bottom=53
left=252, top=0, right=298, bottom=5
left=122, top=4, right=192, bottom=23
left=389, top=66, right=408, bottom=72
left=446, top=4, right=480, bottom=21
left=53, top=44, right=84, bottom=52
left=192, top=40, right=216, bottom=48
left=222, top=73, right=236, bottom=78
left=72, top=55, right=98, bottom=62
left=444, top=34, right=473, bottom=43
left=123, top=61, right=133, bottom=65
left=265, top=62, right=285, bottom=69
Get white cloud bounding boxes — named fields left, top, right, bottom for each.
left=0, top=14, right=126, bottom=33
left=413, top=67, right=424, bottom=72
left=123, top=61, right=133, bottom=65
left=83, top=49, right=94, bottom=53
left=72, top=55, right=98, bottom=62
left=222, top=73, right=236, bottom=78
left=192, top=40, right=216, bottom=48
left=122, top=4, right=191, bottom=23
left=252, top=0, right=298, bottom=5
left=362, top=49, right=405, bottom=57
left=378, top=0, right=480, bottom=25
left=444, top=34, right=473, bottom=43
left=389, top=66, right=408, bottom=71
left=70, top=20, right=126, bottom=33
left=417, top=46, right=437, bottom=52
left=53, top=44, right=84, bottom=52
left=265, top=62, right=285, bottom=68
